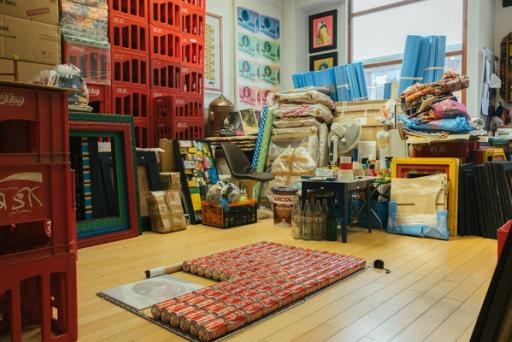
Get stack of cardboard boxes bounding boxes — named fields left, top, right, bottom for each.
left=0, top=0, right=60, bottom=81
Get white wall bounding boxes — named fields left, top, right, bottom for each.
left=495, top=0, right=512, bottom=107
left=466, top=0, right=495, bottom=117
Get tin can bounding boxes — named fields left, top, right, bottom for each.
left=244, top=281, right=262, bottom=289
left=223, top=310, right=247, bottom=331
left=224, top=296, right=252, bottom=309
left=160, top=302, right=188, bottom=322
left=204, top=266, right=216, bottom=279
left=189, top=261, right=203, bottom=275
left=303, top=279, right=319, bottom=295
left=203, top=301, right=225, bottom=313
left=183, top=295, right=208, bottom=306
left=151, top=299, right=178, bottom=319
left=169, top=306, right=196, bottom=327
left=241, top=302, right=265, bottom=322
left=202, top=289, right=225, bottom=299
left=195, top=287, right=218, bottom=297
left=210, top=305, right=237, bottom=318
left=315, top=274, right=330, bottom=289
left=274, top=289, right=294, bottom=307
left=180, top=309, right=207, bottom=332
left=220, top=271, right=233, bottom=281
left=197, top=263, right=211, bottom=277
left=255, top=283, right=274, bottom=293
left=232, top=278, right=254, bottom=287
left=179, top=292, right=201, bottom=302
left=198, top=318, right=228, bottom=341
left=252, top=292, right=269, bottom=302
left=194, top=298, right=217, bottom=310
left=288, top=284, right=306, bottom=301
left=239, top=289, right=259, bottom=299
left=260, top=296, right=280, bottom=314
left=189, top=314, right=218, bottom=336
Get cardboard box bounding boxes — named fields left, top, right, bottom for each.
left=159, top=138, right=178, bottom=172
left=0, top=0, right=59, bottom=25
left=0, top=58, right=53, bottom=82
left=335, top=100, right=387, bottom=126
left=0, top=15, right=60, bottom=64
left=148, top=190, right=187, bottom=234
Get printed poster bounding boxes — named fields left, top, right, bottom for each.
left=205, top=14, right=222, bottom=92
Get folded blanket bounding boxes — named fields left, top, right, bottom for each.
left=275, top=90, right=335, bottom=109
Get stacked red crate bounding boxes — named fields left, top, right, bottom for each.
left=0, top=83, right=77, bottom=341
left=109, top=0, right=151, bottom=148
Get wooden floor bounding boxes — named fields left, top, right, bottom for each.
left=77, top=220, right=497, bottom=342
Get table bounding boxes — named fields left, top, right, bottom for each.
left=301, top=177, right=376, bottom=243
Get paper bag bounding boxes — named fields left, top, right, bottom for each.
left=148, top=190, right=187, bottom=233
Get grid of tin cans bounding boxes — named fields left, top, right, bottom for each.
left=151, top=242, right=366, bottom=341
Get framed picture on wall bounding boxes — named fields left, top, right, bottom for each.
left=310, top=52, right=338, bottom=71
left=205, top=13, right=223, bottom=93
left=309, top=9, right=337, bottom=53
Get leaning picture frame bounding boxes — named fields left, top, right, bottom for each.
left=70, top=113, right=140, bottom=248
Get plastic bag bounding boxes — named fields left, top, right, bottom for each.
left=36, top=64, right=89, bottom=106
left=274, top=104, right=334, bottom=124
left=431, top=99, right=469, bottom=120
left=405, top=116, right=474, bottom=133
left=206, top=181, right=241, bottom=207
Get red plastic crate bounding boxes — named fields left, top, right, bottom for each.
left=498, top=220, right=511, bottom=258
left=62, top=42, right=111, bottom=85
left=182, top=36, right=204, bottom=67
left=181, top=0, right=205, bottom=11
left=0, top=83, right=69, bottom=163
left=181, top=7, right=205, bottom=38
left=150, top=26, right=182, bottom=62
left=134, top=118, right=152, bottom=148
left=155, top=116, right=204, bottom=141
left=109, top=0, right=148, bottom=24
left=150, top=58, right=182, bottom=92
left=109, top=15, right=148, bottom=55
left=0, top=163, right=75, bottom=267
left=87, top=83, right=112, bottom=114
left=150, top=0, right=181, bottom=31
left=412, top=140, right=480, bottom=163
left=112, top=50, right=149, bottom=88
left=182, top=66, right=203, bottom=95
left=0, top=253, right=77, bottom=342
left=112, top=85, right=150, bottom=118
left=152, top=93, right=203, bottom=119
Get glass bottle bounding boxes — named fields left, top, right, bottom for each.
left=291, top=195, right=302, bottom=239
left=321, top=198, right=329, bottom=240
left=302, top=199, right=313, bottom=240
left=313, top=199, right=323, bottom=241
left=326, top=196, right=338, bottom=241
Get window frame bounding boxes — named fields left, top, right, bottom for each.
left=348, top=0, right=468, bottom=101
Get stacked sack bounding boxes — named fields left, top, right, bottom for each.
left=399, top=71, right=474, bottom=133
left=264, top=88, right=335, bottom=197
left=60, top=0, right=111, bottom=101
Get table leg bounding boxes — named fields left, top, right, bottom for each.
left=341, top=187, right=349, bottom=243
left=367, top=184, right=372, bottom=234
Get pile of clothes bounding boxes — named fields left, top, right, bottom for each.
left=399, top=72, right=473, bottom=133
left=262, top=88, right=335, bottom=198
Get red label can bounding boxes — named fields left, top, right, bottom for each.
left=180, top=309, right=207, bottom=332
left=210, top=305, right=237, bottom=318
left=151, top=299, right=177, bottom=318
left=169, top=306, right=196, bottom=327
left=160, top=302, right=188, bottom=322
left=303, top=279, right=320, bottom=295
left=274, top=289, right=294, bottom=307
left=239, top=289, right=259, bottom=299
left=224, top=296, right=252, bottom=309
left=183, top=295, right=208, bottom=306
left=260, top=296, right=280, bottom=315
left=288, top=284, right=306, bottom=301
left=251, top=292, right=269, bottom=302
left=198, top=318, right=228, bottom=341
left=190, top=313, right=218, bottom=336
left=223, top=310, right=247, bottom=331
left=203, top=302, right=225, bottom=313
left=241, top=302, right=265, bottom=322
left=195, top=298, right=217, bottom=310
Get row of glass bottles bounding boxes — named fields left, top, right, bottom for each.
left=291, top=195, right=338, bottom=241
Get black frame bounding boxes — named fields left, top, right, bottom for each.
left=309, top=9, right=338, bottom=54
left=136, top=151, right=163, bottom=230
left=309, top=52, right=338, bottom=71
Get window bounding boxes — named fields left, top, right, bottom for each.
left=349, top=0, right=466, bottom=100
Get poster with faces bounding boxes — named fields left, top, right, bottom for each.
left=236, top=3, right=281, bottom=111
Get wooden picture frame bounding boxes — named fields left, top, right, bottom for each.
left=174, top=140, right=219, bottom=224
left=70, top=113, right=140, bottom=248
left=309, top=10, right=338, bottom=54
left=310, top=52, right=338, bottom=71
left=205, top=12, right=224, bottom=93
left=391, top=157, right=460, bottom=237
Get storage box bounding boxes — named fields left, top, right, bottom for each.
left=335, top=100, right=387, bottom=126
left=0, top=0, right=59, bottom=25
left=0, top=15, right=60, bottom=64
left=0, top=58, right=53, bottom=82
left=201, top=200, right=257, bottom=228
left=159, top=139, right=178, bottom=172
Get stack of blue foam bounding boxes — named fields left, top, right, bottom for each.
left=399, top=35, right=446, bottom=94
left=292, top=62, right=368, bottom=102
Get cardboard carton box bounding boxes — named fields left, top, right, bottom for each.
left=0, top=15, right=60, bottom=64
left=159, top=138, right=178, bottom=172
left=0, top=0, right=59, bottom=25
left=0, top=58, right=53, bottom=82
